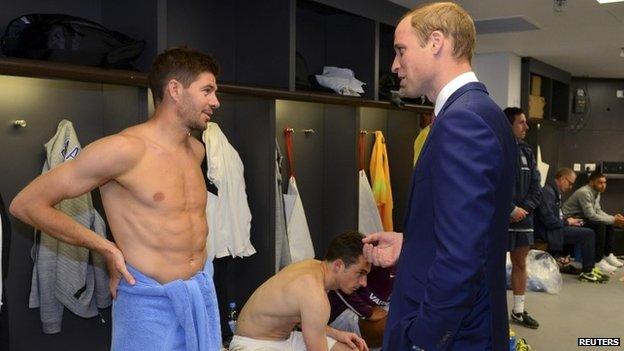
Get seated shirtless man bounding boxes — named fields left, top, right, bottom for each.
left=10, top=47, right=222, bottom=350
left=230, top=231, right=371, bottom=351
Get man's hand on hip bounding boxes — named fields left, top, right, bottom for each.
left=100, top=242, right=135, bottom=298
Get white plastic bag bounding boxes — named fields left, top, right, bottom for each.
left=506, top=250, right=562, bottom=294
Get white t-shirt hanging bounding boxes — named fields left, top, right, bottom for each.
left=203, top=122, right=256, bottom=258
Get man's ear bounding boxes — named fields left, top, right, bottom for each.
left=166, top=79, right=183, bottom=103
left=429, top=30, right=445, bottom=55
left=332, top=259, right=344, bottom=272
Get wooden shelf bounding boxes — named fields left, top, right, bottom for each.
left=521, top=58, right=571, bottom=124
left=0, top=57, right=432, bottom=113
left=0, top=57, right=148, bottom=86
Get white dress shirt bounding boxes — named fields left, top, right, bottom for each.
left=434, top=71, right=479, bottom=116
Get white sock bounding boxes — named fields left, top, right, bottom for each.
left=513, top=295, right=525, bottom=314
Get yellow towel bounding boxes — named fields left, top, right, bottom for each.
left=413, top=124, right=431, bottom=166
left=370, top=131, right=393, bottom=231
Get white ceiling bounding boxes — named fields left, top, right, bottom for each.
left=386, top=0, right=624, bottom=78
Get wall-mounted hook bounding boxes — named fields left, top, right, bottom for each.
left=12, top=119, right=27, bottom=128
left=302, top=129, right=315, bottom=134
left=360, top=130, right=371, bottom=135
left=284, top=127, right=294, bottom=133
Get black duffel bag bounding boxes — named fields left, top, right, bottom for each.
left=1, top=14, right=145, bottom=69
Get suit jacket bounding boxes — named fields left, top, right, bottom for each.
left=509, top=140, right=542, bottom=231
left=384, top=82, right=517, bottom=351
left=535, top=181, right=566, bottom=251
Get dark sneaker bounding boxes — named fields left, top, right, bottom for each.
left=559, top=264, right=582, bottom=275
left=511, top=310, right=539, bottom=329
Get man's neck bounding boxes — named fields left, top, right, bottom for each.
left=321, top=261, right=338, bottom=291
left=147, top=106, right=192, bottom=148
left=428, top=61, right=472, bottom=102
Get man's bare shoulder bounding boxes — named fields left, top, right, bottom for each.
left=284, top=264, right=325, bottom=298
left=290, top=272, right=320, bottom=288
left=77, top=128, right=148, bottom=181
left=92, top=129, right=146, bottom=162
left=188, top=137, right=205, bottom=162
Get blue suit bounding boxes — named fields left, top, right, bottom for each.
left=384, top=82, right=517, bottom=351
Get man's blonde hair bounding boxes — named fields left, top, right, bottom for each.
left=403, top=2, right=476, bottom=63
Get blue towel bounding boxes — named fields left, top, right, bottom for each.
left=112, top=261, right=222, bottom=351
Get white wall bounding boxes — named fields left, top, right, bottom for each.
left=473, top=52, right=521, bottom=109
left=507, top=53, right=521, bottom=108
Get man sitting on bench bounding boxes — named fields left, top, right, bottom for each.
left=535, top=168, right=607, bottom=283
left=562, top=171, right=624, bottom=274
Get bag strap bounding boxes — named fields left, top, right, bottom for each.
left=284, top=128, right=295, bottom=178
left=358, top=130, right=366, bottom=171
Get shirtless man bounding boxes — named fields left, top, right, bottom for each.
left=230, top=231, right=370, bottom=351
left=10, top=47, right=222, bottom=350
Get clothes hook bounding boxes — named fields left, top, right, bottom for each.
left=12, top=120, right=27, bottom=128
left=302, top=129, right=315, bottom=134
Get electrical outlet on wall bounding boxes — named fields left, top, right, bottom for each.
left=585, top=163, right=596, bottom=172
left=573, top=163, right=581, bottom=172
left=617, top=90, right=624, bottom=98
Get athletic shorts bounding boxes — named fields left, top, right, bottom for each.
left=509, top=230, right=534, bottom=251
left=229, top=331, right=337, bottom=351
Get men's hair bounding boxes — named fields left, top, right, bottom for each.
left=148, top=46, right=220, bottom=105
left=555, top=167, right=575, bottom=179
left=402, top=2, right=476, bottom=63
left=503, top=107, right=524, bottom=125
left=325, top=231, right=365, bottom=267
left=589, top=170, right=606, bottom=182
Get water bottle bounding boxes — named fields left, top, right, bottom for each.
left=227, top=302, right=238, bottom=333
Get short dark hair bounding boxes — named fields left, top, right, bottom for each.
left=325, top=231, right=365, bottom=267
left=148, top=46, right=220, bottom=105
left=504, top=107, right=524, bottom=125
left=589, top=171, right=606, bottom=182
